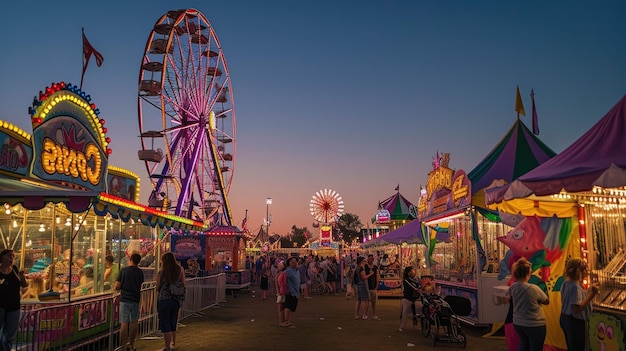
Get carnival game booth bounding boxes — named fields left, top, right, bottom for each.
left=487, top=94, right=626, bottom=351
left=204, top=225, right=251, bottom=290
left=361, top=218, right=424, bottom=297
left=0, top=82, right=205, bottom=350
left=368, top=189, right=417, bottom=240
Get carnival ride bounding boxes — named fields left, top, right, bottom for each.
left=308, top=189, right=344, bottom=253
left=310, top=188, right=344, bottom=224
left=137, top=8, right=235, bottom=227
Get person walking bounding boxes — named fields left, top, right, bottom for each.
left=157, top=252, right=186, bottom=351
left=399, top=266, right=421, bottom=331
left=354, top=256, right=372, bottom=320
left=115, top=253, right=144, bottom=351
left=560, top=258, right=599, bottom=351
left=255, top=256, right=264, bottom=285
left=0, top=249, right=28, bottom=351
left=260, top=260, right=270, bottom=300
left=365, top=254, right=380, bottom=319
left=275, top=260, right=288, bottom=326
left=298, top=257, right=311, bottom=300
left=509, top=257, right=549, bottom=351
left=283, top=256, right=301, bottom=328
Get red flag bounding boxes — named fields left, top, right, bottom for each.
left=81, top=28, right=104, bottom=88
left=530, top=89, right=540, bottom=135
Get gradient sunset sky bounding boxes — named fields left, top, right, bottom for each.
left=1, top=1, right=625, bottom=236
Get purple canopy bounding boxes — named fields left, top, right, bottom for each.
left=490, top=93, right=626, bottom=201
left=362, top=219, right=423, bottom=247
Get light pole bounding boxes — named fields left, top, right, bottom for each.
left=266, top=197, right=272, bottom=238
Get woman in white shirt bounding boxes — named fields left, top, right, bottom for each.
left=509, top=257, right=549, bottom=351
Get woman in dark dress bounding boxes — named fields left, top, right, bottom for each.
left=0, top=249, right=28, bottom=351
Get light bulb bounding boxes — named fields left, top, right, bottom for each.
left=39, top=224, right=45, bottom=232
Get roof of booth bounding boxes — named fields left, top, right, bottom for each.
left=467, top=119, right=555, bottom=207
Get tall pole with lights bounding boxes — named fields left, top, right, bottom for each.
left=266, top=197, right=272, bottom=240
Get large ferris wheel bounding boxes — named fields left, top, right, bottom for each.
left=137, top=9, right=235, bottom=227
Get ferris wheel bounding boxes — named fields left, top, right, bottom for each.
left=137, top=9, right=235, bottom=226
left=310, top=189, right=344, bottom=224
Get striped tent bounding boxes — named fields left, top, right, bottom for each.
left=468, top=119, right=556, bottom=208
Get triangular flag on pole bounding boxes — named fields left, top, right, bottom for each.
left=81, top=27, right=104, bottom=89
left=515, top=85, right=525, bottom=118
left=395, top=184, right=399, bottom=192
left=530, top=88, right=540, bottom=135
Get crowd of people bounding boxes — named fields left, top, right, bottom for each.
left=1, top=245, right=602, bottom=351
left=243, top=251, right=409, bottom=329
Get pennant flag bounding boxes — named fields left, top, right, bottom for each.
left=515, top=85, right=526, bottom=117
left=530, top=88, right=540, bottom=135
left=395, top=184, right=399, bottom=192
left=241, top=217, right=248, bottom=231
left=81, top=27, right=104, bottom=89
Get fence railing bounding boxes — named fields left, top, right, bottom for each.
left=16, top=273, right=225, bottom=351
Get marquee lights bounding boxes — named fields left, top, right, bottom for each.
left=98, top=193, right=204, bottom=227
left=0, top=120, right=31, bottom=141
left=30, top=82, right=112, bottom=156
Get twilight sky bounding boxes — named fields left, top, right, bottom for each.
left=1, top=1, right=625, bottom=236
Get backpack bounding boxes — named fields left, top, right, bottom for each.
left=352, top=268, right=360, bottom=285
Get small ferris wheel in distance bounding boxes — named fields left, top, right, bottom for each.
left=310, top=188, right=344, bottom=224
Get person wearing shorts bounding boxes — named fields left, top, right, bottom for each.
left=284, top=257, right=301, bottom=327
left=115, top=253, right=144, bottom=351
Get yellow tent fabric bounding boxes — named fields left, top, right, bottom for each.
left=541, top=218, right=580, bottom=350
left=487, top=197, right=578, bottom=218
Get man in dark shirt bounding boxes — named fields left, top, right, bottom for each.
left=115, top=253, right=144, bottom=351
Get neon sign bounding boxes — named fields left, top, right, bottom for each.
left=41, top=138, right=102, bottom=185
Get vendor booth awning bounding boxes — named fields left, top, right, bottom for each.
left=363, top=219, right=423, bottom=247
left=489, top=94, right=626, bottom=199
left=468, top=119, right=555, bottom=207
left=205, top=225, right=242, bottom=236
left=486, top=94, right=626, bottom=217
left=0, top=177, right=97, bottom=212
left=94, top=193, right=205, bottom=231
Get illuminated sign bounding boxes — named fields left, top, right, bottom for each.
left=0, top=130, right=32, bottom=176
left=375, top=209, right=391, bottom=223
left=30, top=83, right=109, bottom=192
left=418, top=152, right=471, bottom=219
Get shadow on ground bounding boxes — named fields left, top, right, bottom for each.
left=134, top=289, right=506, bottom=351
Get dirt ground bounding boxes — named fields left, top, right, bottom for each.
left=134, top=289, right=506, bottom=351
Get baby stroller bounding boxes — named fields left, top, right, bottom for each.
left=419, top=292, right=471, bottom=348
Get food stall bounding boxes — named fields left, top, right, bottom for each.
left=0, top=82, right=204, bottom=350
left=361, top=218, right=423, bottom=297
left=418, top=151, right=517, bottom=325
left=205, top=225, right=251, bottom=289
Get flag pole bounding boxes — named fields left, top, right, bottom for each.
left=80, top=27, right=85, bottom=90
